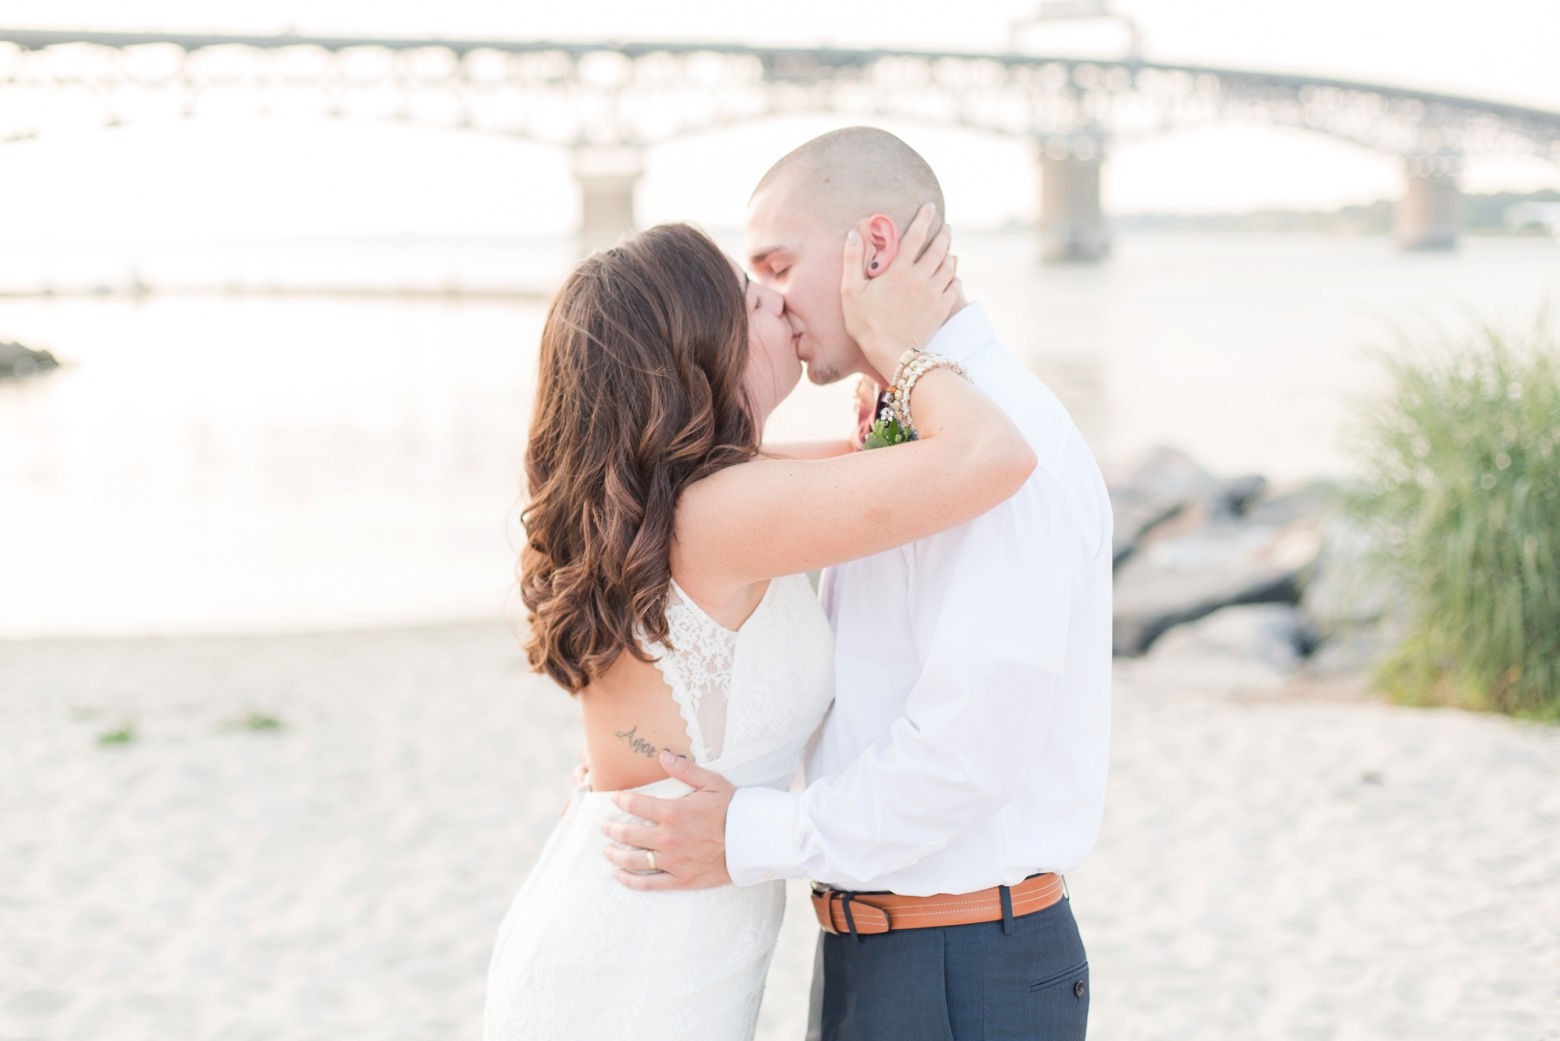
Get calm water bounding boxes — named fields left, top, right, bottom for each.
left=4, top=231, right=1558, bottom=637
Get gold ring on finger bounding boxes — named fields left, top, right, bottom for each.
left=646, top=850, right=657, bottom=872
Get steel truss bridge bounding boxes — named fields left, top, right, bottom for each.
left=3, top=29, right=1558, bottom=259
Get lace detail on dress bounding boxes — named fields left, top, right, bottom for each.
left=650, top=581, right=738, bottom=763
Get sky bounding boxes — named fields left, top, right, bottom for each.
left=0, top=0, right=1556, bottom=239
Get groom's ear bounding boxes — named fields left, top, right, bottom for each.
left=860, top=214, right=901, bottom=279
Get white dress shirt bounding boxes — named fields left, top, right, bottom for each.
left=725, top=303, right=1114, bottom=896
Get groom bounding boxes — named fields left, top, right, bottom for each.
left=606, top=127, right=1113, bottom=1040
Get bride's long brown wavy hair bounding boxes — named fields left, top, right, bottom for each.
left=520, top=223, right=758, bottom=693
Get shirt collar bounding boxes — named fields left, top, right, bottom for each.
left=920, top=303, right=995, bottom=364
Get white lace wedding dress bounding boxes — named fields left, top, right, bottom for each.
left=484, top=573, right=835, bottom=1041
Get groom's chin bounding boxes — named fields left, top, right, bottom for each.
left=805, top=362, right=842, bottom=386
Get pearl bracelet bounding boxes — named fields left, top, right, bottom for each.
left=885, top=350, right=970, bottom=437
left=887, top=347, right=923, bottom=390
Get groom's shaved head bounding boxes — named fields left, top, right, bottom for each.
left=745, top=127, right=952, bottom=388
left=751, top=127, right=944, bottom=233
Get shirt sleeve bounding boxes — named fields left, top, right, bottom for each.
left=726, top=461, right=1085, bottom=890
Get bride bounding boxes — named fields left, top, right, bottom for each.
left=484, top=207, right=1036, bottom=1040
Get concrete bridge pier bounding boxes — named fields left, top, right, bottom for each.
left=573, top=145, right=644, bottom=255
left=1395, top=154, right=1462, bottom=250
left=1038, top=138, right=1111, bottom=263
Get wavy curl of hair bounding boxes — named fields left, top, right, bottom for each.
left=520, top=223, right=757, bottom=693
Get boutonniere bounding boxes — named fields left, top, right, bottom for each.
left=854, top=374, right=916, bottom=451
left=863, top=407, right=915, bottom=449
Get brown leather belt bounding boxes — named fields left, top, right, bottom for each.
left=811, top=872, right=1064, bottom=937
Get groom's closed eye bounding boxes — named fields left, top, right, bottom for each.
left=748, top=247, right=791, bottom=283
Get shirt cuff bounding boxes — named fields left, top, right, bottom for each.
left=725, top=785, right=804, bottom=887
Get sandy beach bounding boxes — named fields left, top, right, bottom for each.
left=3, top=624, right=1557, bottom=1040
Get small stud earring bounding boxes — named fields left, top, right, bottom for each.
left=870, top=261, right=879, bottom=270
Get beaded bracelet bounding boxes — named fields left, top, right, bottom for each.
left=884, top=350, right=970, bottom=437
left=887, top=347, right=923, bottom=391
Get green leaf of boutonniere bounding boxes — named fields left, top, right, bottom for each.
left=863, top=412, right=914, bottom=450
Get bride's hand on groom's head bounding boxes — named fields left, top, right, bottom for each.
left=601, top=751, right=736, bottom=891
left=841, top=202, right=962, bottom=381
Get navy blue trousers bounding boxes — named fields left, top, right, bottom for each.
left=805, top=897, right=1089, bottom=1041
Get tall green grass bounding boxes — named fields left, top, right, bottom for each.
left=1347, top=318, right=1560, bottom=719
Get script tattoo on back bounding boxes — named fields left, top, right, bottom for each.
left=614, top=725, right=663, bottom=760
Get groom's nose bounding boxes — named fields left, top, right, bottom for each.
left=760, top=285, right=786, bottom=316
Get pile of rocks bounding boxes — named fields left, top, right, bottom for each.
left=1108, top=447, right=1396, bottom=685
left=0, top=342, right=59, bottom=380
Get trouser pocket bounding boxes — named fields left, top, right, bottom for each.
left=1024, top=960, right=1089, bottom=1039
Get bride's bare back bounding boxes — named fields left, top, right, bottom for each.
left=579, top=576, right=773, bottom=790
left=581, top=654, right=692, bottom=790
